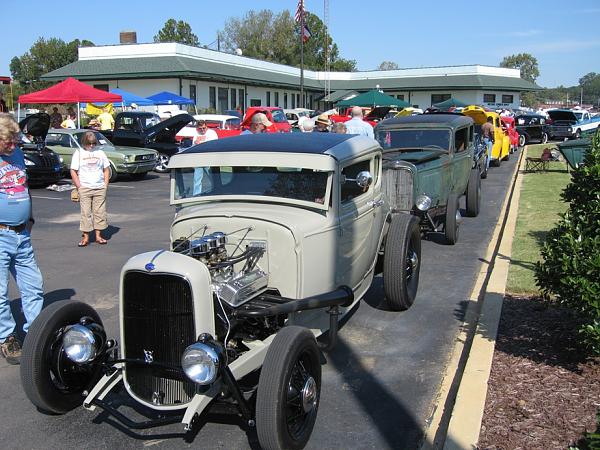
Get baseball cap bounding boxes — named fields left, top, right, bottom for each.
left=251, top=112, right=273, bottom=127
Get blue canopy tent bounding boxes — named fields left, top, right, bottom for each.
left=147, top=91, right=196, bottom=115
left=110, top=88, right=155, bottom=106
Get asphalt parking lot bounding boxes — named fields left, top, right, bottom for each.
left=0, top=153, right=518, bottom=450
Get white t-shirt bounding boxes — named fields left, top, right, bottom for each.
left=71, top=149, right=110, bottom=189
left=193, top=128, right=218, bottom=145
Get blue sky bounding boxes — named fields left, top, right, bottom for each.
left=3, top=0, right=599, bottom=87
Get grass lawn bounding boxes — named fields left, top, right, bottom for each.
left=506, top=143, right=572, bottom=294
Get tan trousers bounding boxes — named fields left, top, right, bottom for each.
left=79, top=187, right=108, bottom=232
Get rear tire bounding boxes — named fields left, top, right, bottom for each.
left=541, top=132, right=549, bottom=144
left=518, top=134, right=526, bottom=148
left=256, top=326, right=321, bottom=450
left=383, top=214, right=421, bottom=311
left=466, top=168, right=481, bottom=217
left=444, top=194, right=460, bottom=245
left=21, top=301, right=103, bottom=415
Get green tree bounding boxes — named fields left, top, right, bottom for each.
left=578, top=72, right=600, bottom=104
left=154, top=19, right=199, bottom=46
left=9, top=37, right=94, bottom=93
left=499, top=53, right=540, bottom=83
left=220, top=9, right=356, bottom=71
left=377, top=61, right=399, bottom=70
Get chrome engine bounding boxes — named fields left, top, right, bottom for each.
left=172, top=231, right=268, bottom=308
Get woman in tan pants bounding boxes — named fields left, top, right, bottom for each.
left=70, top=131, right=110, bottom=247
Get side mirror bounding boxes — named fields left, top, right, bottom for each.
left=343, top=170, right=373, bottom=188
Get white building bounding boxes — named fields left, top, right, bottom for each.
left=43, top=42, right=538, bottom=111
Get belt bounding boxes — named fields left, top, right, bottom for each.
left=0, top=223, right=27, bottom=233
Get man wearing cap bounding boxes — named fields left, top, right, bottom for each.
left=313, top=113, right=330, bottom=132
left=241, top=113, right=272, bottom=135
left=344, top=106, right=374, bottom=138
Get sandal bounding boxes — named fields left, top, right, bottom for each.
left=96, top=237, right=108, bottom=245
left=78, top=239, right=89, bottom=247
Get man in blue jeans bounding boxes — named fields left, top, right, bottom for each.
left=0, top=113, right=44, bottom=365
left=481, top=116, right=495, bottom=169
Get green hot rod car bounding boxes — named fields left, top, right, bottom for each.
left=375, top=113, right=482, bottom=244
left=46, top=129, right=158, bottom=182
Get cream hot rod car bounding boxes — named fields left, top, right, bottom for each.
left=20, top=133, right=421, bottom=449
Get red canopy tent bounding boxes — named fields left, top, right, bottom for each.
left=18, top=77, right=122, bottom=127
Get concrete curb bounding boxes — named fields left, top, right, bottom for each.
left=420, top=148, right=527, bottom=450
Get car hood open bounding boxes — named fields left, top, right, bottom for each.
left=145, top=113, right=193, bottom=142
left=19, top=113, right=51, bottom=140
left=548, top=110, right=577, bottom=123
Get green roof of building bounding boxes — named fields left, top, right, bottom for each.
left=42, top=57, right=540, bottom=92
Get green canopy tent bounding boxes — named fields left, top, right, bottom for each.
left=336, top=89, right=410, bottom=108
left=432, top=97, right=468, bottom=110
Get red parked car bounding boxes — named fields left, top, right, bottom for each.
left=501, top=116, right=520, bottom=153
left=241, top=107, right=292, bottom=133
left=330, top=106, right=393, bottom=127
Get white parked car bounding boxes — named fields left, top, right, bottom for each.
left=284, top=108, right=312, bottom=128
left=20, top=133, right=421, bottom=450
left=176, top=114, right=242, bottom=142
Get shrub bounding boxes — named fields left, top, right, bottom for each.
left=535, top=131, right=600, bottom=354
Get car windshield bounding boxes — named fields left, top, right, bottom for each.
left=573, top=112, right=583, bottom=120
left=376, top=129, right=451, bottom=151
left=173, top=166, right=329, bottom=205
left=72, top=131, right=112, bottom=147
left=270, top=109, right=288, bottom=124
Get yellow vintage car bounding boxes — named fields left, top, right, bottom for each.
left=462, top=105, right=510, bottom=166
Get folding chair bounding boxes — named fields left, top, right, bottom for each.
left=525, top=148, right=551, bottom=172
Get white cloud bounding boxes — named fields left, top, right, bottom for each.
left=498, top=39, right=600, bottom=55
left=507, top=29, right=543, bottom=37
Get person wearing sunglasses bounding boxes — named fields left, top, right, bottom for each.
left=0, top=113, right=44, bottom=365
left=70, top=131, right=111, bottom=247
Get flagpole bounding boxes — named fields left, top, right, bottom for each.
left=300, top=5, right=305, bottom=109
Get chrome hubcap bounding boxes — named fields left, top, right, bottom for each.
left=301, top=376, right=317, bottom=413
left=408, top=250, right=419, bottom=272
left=455, top=209, right=463, bottom=225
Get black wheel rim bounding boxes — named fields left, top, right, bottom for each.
left=405, top=235, right=419, bottom=296
left=285, top=351, right=318, bottom=441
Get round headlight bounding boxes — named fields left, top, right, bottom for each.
left=181, top=342, right=220, bottom=385
left=63, top=324, right=97, bottom=363
left=24, top=158, right=35, bottom=166
left=415, top=194, right=432, bottom=211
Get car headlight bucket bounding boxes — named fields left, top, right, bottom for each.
left=416, top=194, right=432, bottom=211
left=24, top=158, right=35, bottom=166
left=181, top=342, right=220, bottom=385
left=63, top=324, right=97, bottom=363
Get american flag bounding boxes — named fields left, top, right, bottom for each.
left=295, top=0, right=305, bottom=23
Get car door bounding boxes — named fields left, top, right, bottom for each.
left=336, top=156, right=376, bottom=290
left=528, top=116, right=542, bottom=141
left=452, top=126, right=472, bottom=194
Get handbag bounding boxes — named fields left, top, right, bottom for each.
left=71, top=150, right=81, bottom=202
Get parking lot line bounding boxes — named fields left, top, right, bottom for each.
left=31, top=195, right=62, bottom=200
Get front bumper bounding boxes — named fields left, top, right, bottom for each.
left=115, top=161, right=157, bottom=174
left=549, top=126, right=574, bottom=138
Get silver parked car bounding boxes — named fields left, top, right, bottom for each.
left=20, top=133, right=421, bottom=449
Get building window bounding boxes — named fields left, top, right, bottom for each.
left=483, top=93, right=496, bottom=103
left=431, top=94, right=451, bottom=104
left=189, top=85, right=197, bottom=104
left=274, top=92, right=279, bottom=107
left=239, top=89, right=245, bottom=111
left=396, top=94, right=405, bottom=101
left=230, top=88, right=236, bottom=109
left=284, top=93, right=288, bottom=109
left=209, top=86, right=216, bottom=110
left=502, top=94, right=514, bottom=104
left=250, top=99, right=261, bottom=107
left=296, top=94, right=300, bottom=108
left=309, top=95, right=313, bottom=108
left=292, top=93, right=296, bottom=109
left=218, top=87, right=228, bottom=113
left=266, top=91, right=271, bottom=106
left=93, top=84, right=109, bottom=92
